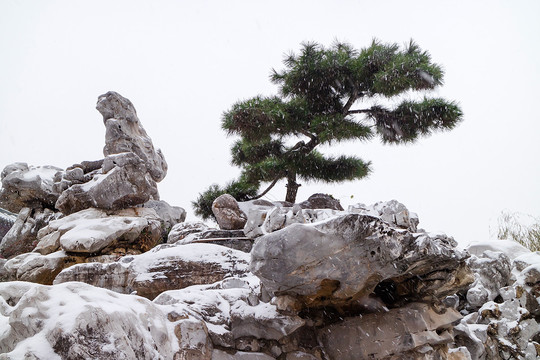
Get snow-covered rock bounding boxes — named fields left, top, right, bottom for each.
left=54, top=243, right=251, bottom=300
left=0, top=163, right=65, bottom=213
left=139, top=199, right=186, bottom=240
left=251, top=213, right=473, bottom=309
left=0, top=281, right=177, bottom=359
left=0, top=207, right=59, bottom=258
left=348, top=199, right=419, bottom=232
left=98, top=91, right=168, bottom=183
left=55, top=152, right=159, bottom=214
left=0, top=208, right=16, bottom=240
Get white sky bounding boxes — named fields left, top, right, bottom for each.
left=1, top=0, right=539, bottom=246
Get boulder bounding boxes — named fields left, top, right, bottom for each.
left=171, top=226, right=253, bottom=252
left=97, top=91, right=168, bottom=182
left=251, top=213, right=473, bottom=309
left=297, top=193, right=343, bottom=210
left=0, top=281, right=177, bottom=359
left=54, top=243, right=252, bottom=300
left=55, top=152, right=159, bottom=214
left=0, top=207, right=60, bottom=258
left=0, top=208, right=16, bottom=240
left=0, top=163, right=65, bottom=213
left=465, top=250, right=512, bottom=310
left=34, top=207, right=162, bottom=255
left=140, top=199, right=186, bottom=241
left=154, top=276, right=305, bottom=349
left=348, top=199, right=419, bottom=232
left=318, top=302, right=462, bottom=359
left=168, top=221, right=209, bottom=244
left=212, top=194, right=248, bottom=230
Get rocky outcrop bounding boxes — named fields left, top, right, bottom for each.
left=251, top=212, right=473, bottom=310
left=140, top=199, right=186, bottom=241
left=0, top=207, right=60, bottom=259
left=97, top=91, right=168, bottom=182
left=297, top=193, right=344, bottom=210
left=452, top=244, right=540, bottom=359
left=54, top=243, right=251, bottom=300
left=0, top=163, right=65, bottom=213
left=0, top=208, right=16, bottom=240
left=55, top=152, right=159, bottom=214
left=212, top=194, right=248, bottom=230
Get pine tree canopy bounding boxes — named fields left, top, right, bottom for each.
left=193, top=39, right=463, bottom=220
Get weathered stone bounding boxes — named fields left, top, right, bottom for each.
left=0, top=281, right=176, bottom=359
left=168, top=221, right=209, bottom=244
left=298, top=193, right=344, bottom=211
left=174, top=318, right=213, bottom=360
left=348, top=199, right=419, bottom=232
left=0, top=207, right=59, bottom=258
left=54, top=243, right=251, bottom=300
left=251, top=214, right=472, bottom=309
left=318, top=303, right=461, bottom=360
left=465, top=250, right=512, bottom=309
left=173, top=228, right=253, bottom=252
left=35, top=207, right=161, bottom=255
left=0, top=163, right=65, bottom=213
left=212, top=349, right=275, bottom=360
left=140, top=199, right=186, bottom=241
left=97, top=91, right=168, bottom=182
left=56, top=152, right=159, bottom=214
left=3, top=251, right=84, bottom=285
left=0, top=208, right=16, bottom=240
left=212, top=194, right=248, bottom=230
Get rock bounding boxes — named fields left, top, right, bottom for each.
left=0, top=207, right=59, bottom=258
left=173, top=227, right=253, bottom=252
left=175, top=318, right=213, bottom=360
left=0, top=208, right=16, bottom=240
left=251, top=213, right=472, bottom=309
left=298, top=193, right=343, bottom=211
left=212, top=194, right=247, bottom=230
left=243, top=206, right=341, bottom=239
left=56, top=152, right=159, bottom=214
left=34, top=207, right=161, bottom=255
left=318, top=302, right=461, bottom=359
left=140, top=199, right=186, bottom=241
left=0, top=163, right=65, bottom=213
left=212, top=350, right=275, bottom=360
left=0, top=281, right=176, bottom=359
left=3, top=251, right=83, bottom=285
left=154, top=276, right=304, bottom=349
left=465, top=250, right=512, bottom=310
left=97, top=91, right=168, bottom=182
left=54, top=243, right=252, bottom=300
left=466, top=239, right=531, bottom=260
left=168, top=221, right=209, bottom=244
left=348, top=199, right=419, bottom=232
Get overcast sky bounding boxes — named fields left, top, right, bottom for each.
left=1, top=0, right=539, bottom=246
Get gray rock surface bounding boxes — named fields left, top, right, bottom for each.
left=212, top=194, right=248, bottom=230
left=319, top=302, right=462, bottom=359
left=97, top=91, right=168, bottom=182
left=54, top=243, right=251, bottom=300
left=251, top=213, right=473, bottom=309
left=0, top=163, right=65, bottom=213
left=0, top=207, right=60, bottom=259
left=297, top=193, right=343, bottom=210
left=56, top=152, right=159, bottom=214
left=348, top=199, right=419, bottom=232
left=140, top=199, right=186, bottom=241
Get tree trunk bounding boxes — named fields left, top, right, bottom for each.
left=285, top=172, right=300, bottom=203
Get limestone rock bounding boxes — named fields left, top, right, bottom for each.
left=140, top=199, right=186, bottom=241
left=168, top=221, right=209, bottom=244
left=55, top=152, right=159, bottom=214
left=154, top=276, right=305, bottom=349
left=318, top=302, right=462, bottom=360
left=34, top=207, right=162, bottom=255
left=212, top=194, right=248, bottom=230
left=172, top=226, right=253, bottom=252
left=465, top=250, right=512, bottom=310
left=54, top=243, right=251, bottom=300
left=0, top=163, right=65, bottom=213
left=0, top=208, right=16, bottom=240
left=298, top=193, right=343, bottom=210
left=251, top=213, right=472, bottom=309
left=0, top=207, right=59, bottom=259
left=0, top=281, right=176, bottom=359
left=97, top=91, right=168, bottom=182
left=348, top=199, right=419, bottom=232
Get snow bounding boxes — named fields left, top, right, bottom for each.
left=466, top=240, right=531, bottom=260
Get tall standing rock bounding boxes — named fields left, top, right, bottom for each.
left=97, top=91, right=168, bottom=182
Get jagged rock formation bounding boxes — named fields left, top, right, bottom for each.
left=0, top=208, right=16, bottom=243
left=0, top=92, right=185, bottom=260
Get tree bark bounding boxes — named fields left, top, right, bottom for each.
left=285, top=172, right=300, bottom=203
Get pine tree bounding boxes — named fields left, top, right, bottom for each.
left=193, top=40, right=463, bottom=220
